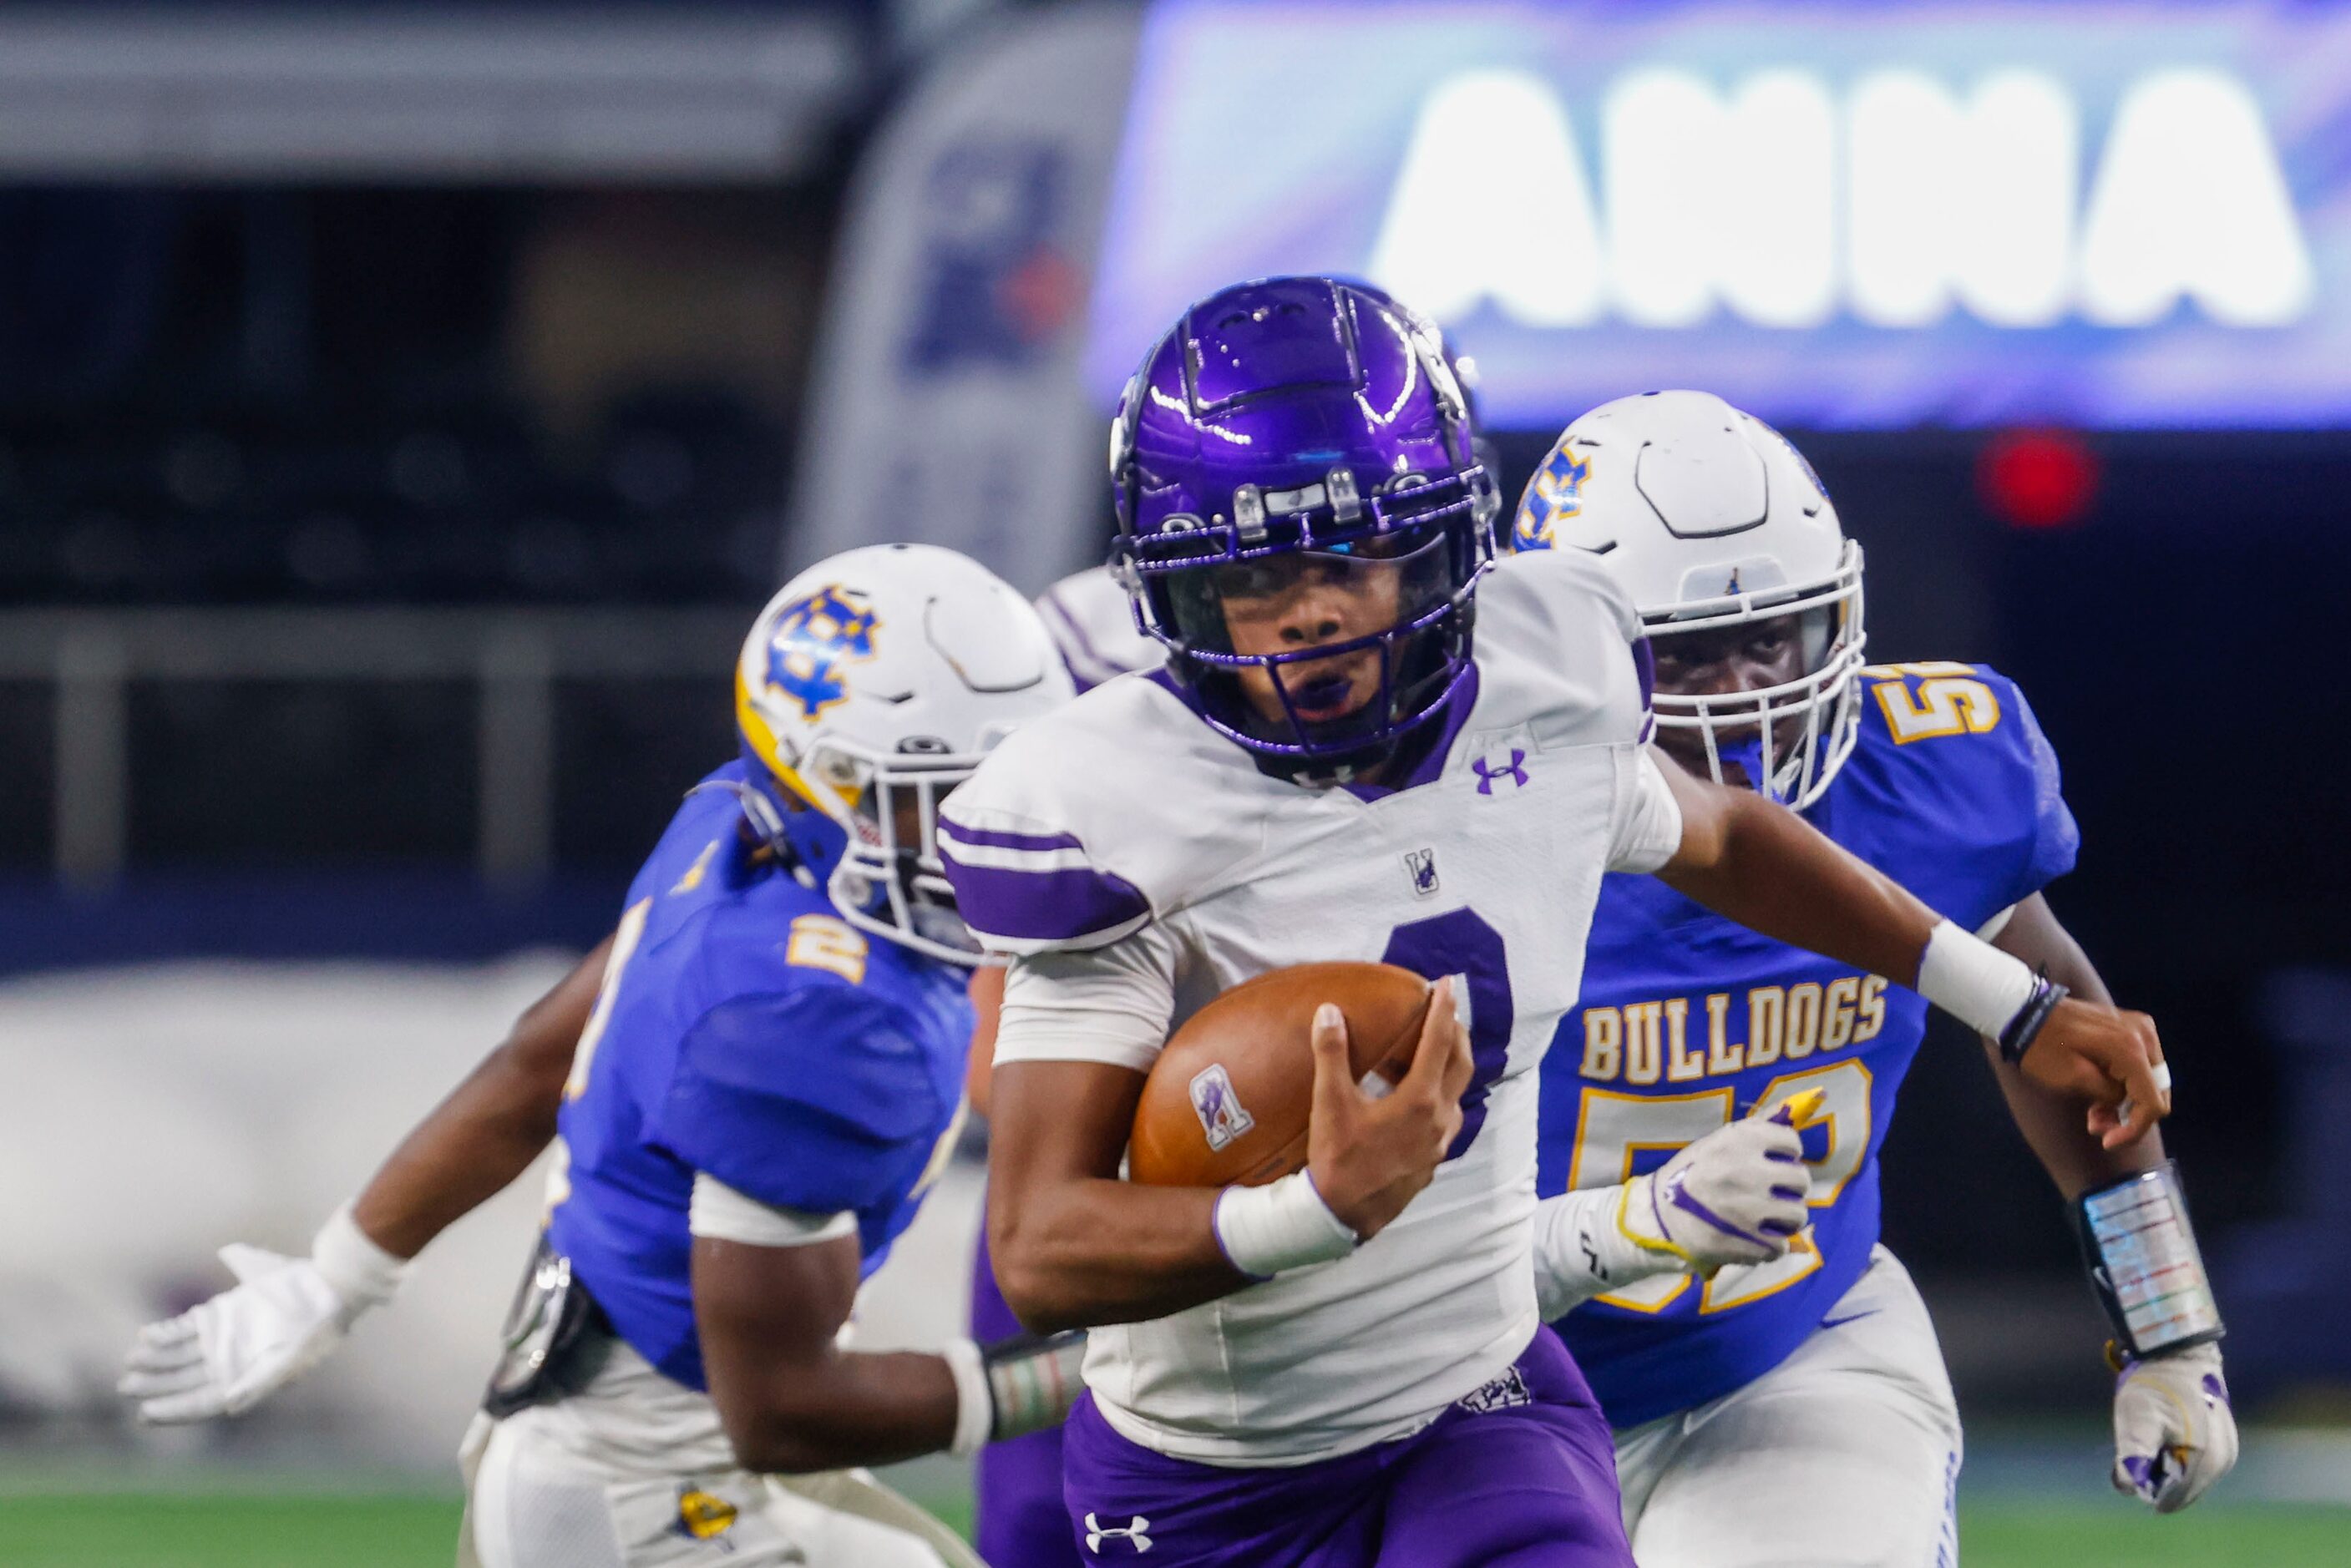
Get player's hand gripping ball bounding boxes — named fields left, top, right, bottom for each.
left=1128, top=963, right=1432, bottom=1189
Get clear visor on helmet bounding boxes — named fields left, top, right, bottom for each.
left=802, top=735, right=993, bottom=966
left=1644, top=542, right=1867, bottom=812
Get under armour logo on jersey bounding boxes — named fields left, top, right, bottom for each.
left=1472, top=748, right=1529, bottom=794
left=1404, top=847, right=1439, bottom=897
left=1085, top=1513, right=1153, bottom=1554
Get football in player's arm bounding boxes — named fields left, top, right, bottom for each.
left=1512, top=392, right=2230, bottom=1562
left=119, top=546, right=1086, bottom=1568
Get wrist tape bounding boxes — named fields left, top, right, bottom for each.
left=1916, top=920, right=2043, bottom=1043
left=2077, top=1160, right=2224, bottom=1361
left=312, top=1205, right=410, bottom=1314
left=941, top=1339, right=994, bottom=1457
left=1213, top=1171, right=1358, bottom=1280
left=944, top=1333, right=1089, bottom=1457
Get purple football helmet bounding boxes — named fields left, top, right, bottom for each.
left=1108, top=277, right=1498, bottom=768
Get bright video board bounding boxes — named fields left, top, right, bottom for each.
left=1089, top=1, right=2351, bottom=427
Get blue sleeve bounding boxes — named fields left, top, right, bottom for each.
left=2001, top=680, right=2080, bottom=906
left=648, top=984, right=945, bottom=1216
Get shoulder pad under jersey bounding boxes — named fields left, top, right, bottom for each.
left=1472, top=549, right=1656, bottom=751
left=621, top=761, right=757, bottom=909
left=939, top=675, right=1279, bottom=954
left=649, top=981, right=946, bottom=1216
left=1852, top=661, right=2079, bottom=906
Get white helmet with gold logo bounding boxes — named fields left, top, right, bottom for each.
left=1512, top=389, right=1865, bottom=810
left=735, top=543, right=1074, bottom=963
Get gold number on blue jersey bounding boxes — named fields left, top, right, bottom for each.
left=567, top=898, right=653, bottom=1102
left=1698, top=1061, right=1872, bottom=1313
left=545, top=896, right=654, bottom=1216
left=785, top=913, right=869, bottom=985
left=1862, top=661, right=2001, bottom=745
left=1567, top=1088, right=1735, bottom=1312
left=1563, top=1060, right=1873, bottom=1314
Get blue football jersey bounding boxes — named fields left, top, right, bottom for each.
left=545, top=761, right=975, bottom=1391
left=1537, top=663, right=2079, bottom=1428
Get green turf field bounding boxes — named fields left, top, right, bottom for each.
left=0, top=1492, right=2342, bottom=1567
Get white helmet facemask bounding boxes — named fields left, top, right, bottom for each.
left=803, top=730, right=1016, bottom=966
left=1646, top=543, right=1866, bottom=812
left=1512, top=389, right=1867, bottom=812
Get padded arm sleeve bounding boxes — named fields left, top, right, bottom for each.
left=651, top=985, right=943, bottom=1217
left=688, top=1173, right=857, bottom=1247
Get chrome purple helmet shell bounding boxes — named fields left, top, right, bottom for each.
left=1107, top=276, right=1498, bottom=766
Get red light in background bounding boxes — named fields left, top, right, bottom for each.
left=1978, top=428, right=2100, bottom=530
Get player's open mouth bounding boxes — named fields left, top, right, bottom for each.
left=1286, top=666, right=1366, bottom=721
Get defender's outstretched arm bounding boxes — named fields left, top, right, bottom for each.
left=352, top=932, right=612, bottom=1255
left=119, top=934, right=611, bottom=1424
left=1984, top=894, right=2235, bottom=1513
left=1650, top=756, right=2171, bottom=1146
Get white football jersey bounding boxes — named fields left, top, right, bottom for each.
left=941, top=550, right=1680, bottom=1465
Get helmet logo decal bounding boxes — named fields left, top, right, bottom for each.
left=764, top=585, right=881, bottom=720
left=1513, top=446, right=1591, bottom=549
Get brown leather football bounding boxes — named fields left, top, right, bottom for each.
left=1127, top=962, right=1432, bottom=1189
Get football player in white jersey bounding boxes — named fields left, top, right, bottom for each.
left=1513, top=392, right=2235, bottom=1565
left=935, top=278, right=2173, bottom=1568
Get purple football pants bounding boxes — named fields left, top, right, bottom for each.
left=1058, top=1327, right=1634, bottom=1567
left=970, top=1209, right=1087, bottom=1568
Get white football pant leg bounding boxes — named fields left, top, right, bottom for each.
left=1614, top=1247, right=1963, bottom=1568
left=465, top=1414, right=965, bottom=1568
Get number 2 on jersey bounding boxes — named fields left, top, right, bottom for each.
left=1381, top=908, right=1512, bottom=1161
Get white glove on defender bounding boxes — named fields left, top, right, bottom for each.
left=118, top=1206, right=408, bottom=1424
left=2113, top=1343, right=2237, bottom=1512
left=1533, top=1094, right=1814, bottom=1319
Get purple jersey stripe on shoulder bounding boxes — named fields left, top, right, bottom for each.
left=941, top=850, right=1150, bottom=943
left=940, top=822, right=1086, bottom=854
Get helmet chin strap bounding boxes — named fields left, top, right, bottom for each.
left=687, top=775, right=820, bottom=890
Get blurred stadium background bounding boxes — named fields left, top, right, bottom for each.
left=4, top=1, right=2349, bottom=1562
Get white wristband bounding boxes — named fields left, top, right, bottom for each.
left=1915, top=918, right=2040, bottom=1039
left=1213, top=1171, right=1359, bottom=1280
left=311, top=1204, right=410, bottom=1313
left=941, top=1337, right=994, bottom=1458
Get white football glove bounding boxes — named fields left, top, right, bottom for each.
left=118, top=1206, right=408, bottom=1424
left=1533, top=1092, right=1815, bottom=1318
left=2112, top=1343, right=2237, bottom=1513
left=1621, top=1092, right=1815, bottom=1273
